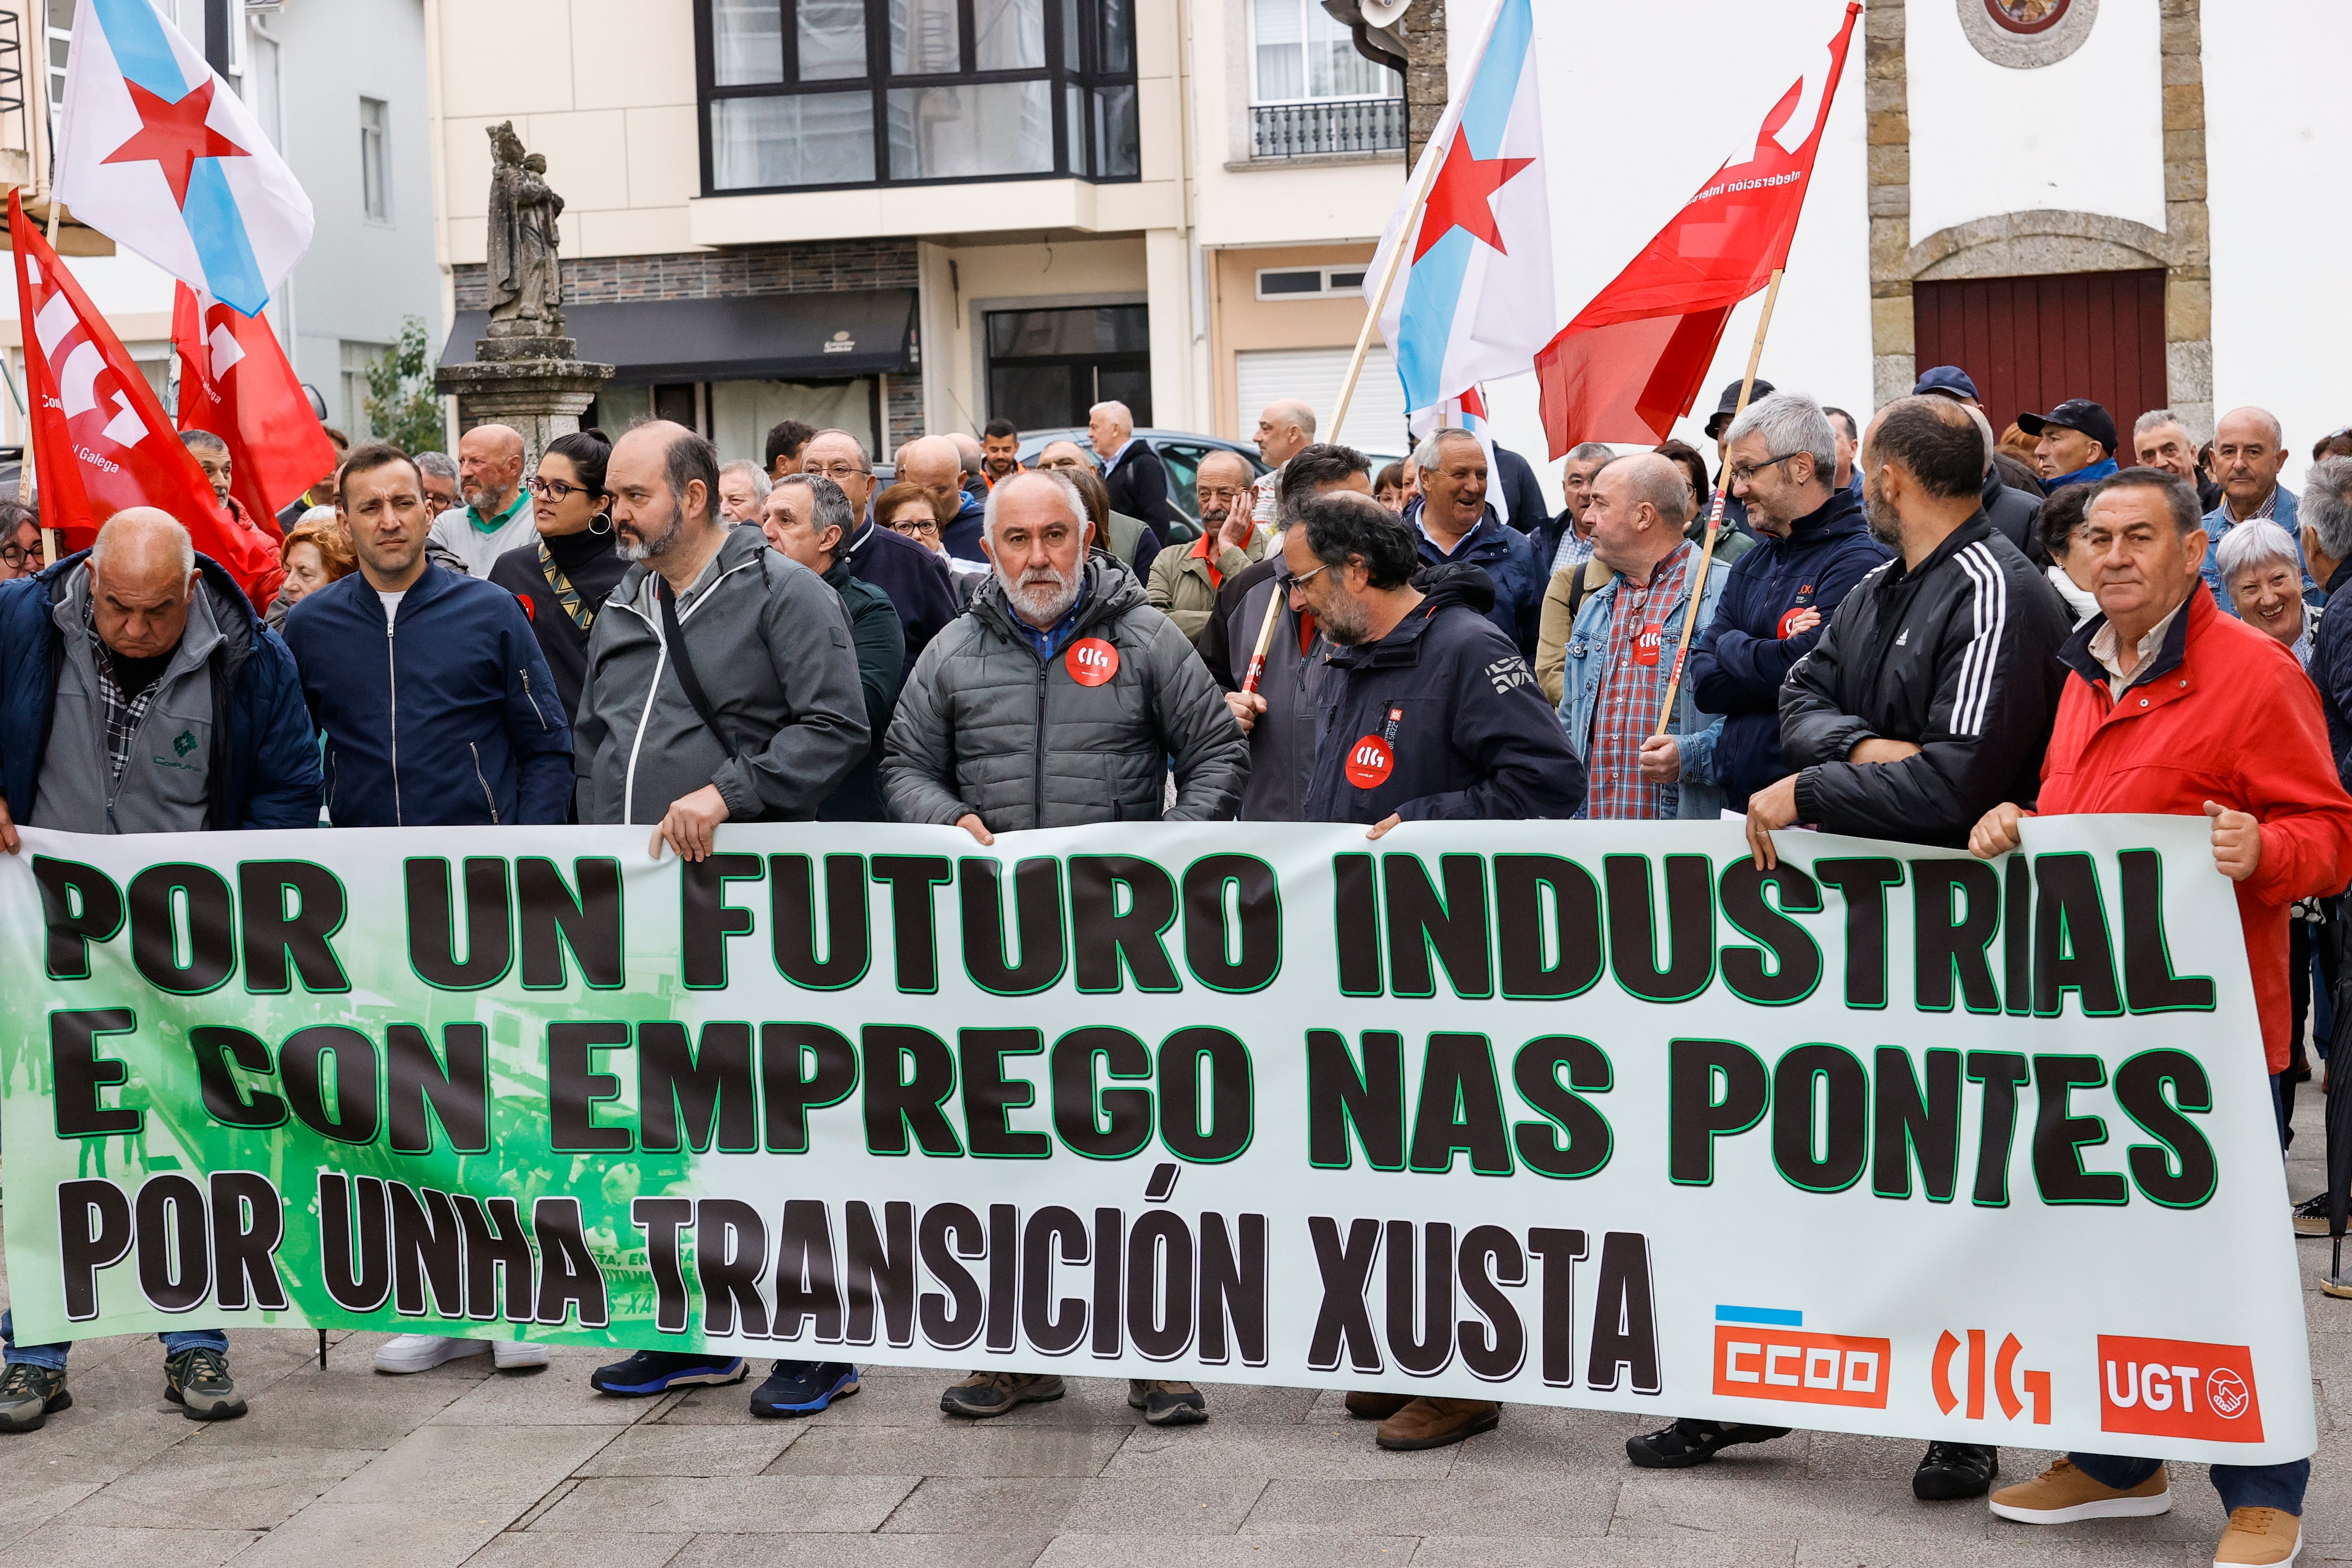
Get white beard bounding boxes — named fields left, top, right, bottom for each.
left=1001, top=563, right=1079, bottom=624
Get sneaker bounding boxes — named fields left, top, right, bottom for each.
left=2293, top=1194, right=2334, bottom=1237
left=1343, top=1390, right=1412, bottom=1421
left=1913, top=1441, right=1999, bottom=1500
left=750, top=1361, right=859, bottom=1418
left=0, top=1363, right=69, bottom=1433
left=492, top=1341, right=549, bottom=1371
left=1990, top=1457, right=2172, bottom=1523
left=163, top=1346, right=246, bottom=1421
left=938, top=1371, right=1065, bottom=1418
left=1128, top=1379, right=1207, bottom=1426
left=2324, top=1265, right=2352, bottom=1300
left=2216, top=1506, right=2302, bottom=1566
left=587, top=1350, right=747, bottom=1396
left=1625, top=1417, right=1792, bottom=1468
left=1376, top=1396, right=1499, bottom=1450
left=373, top=1334, right=490, bottom=1375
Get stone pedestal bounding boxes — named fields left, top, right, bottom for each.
left=436, top=333, right=613, bottom=470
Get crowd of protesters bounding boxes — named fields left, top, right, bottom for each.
left=0, top=369, right=2346, bottom=1567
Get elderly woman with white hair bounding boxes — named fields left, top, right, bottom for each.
left=2218, top=517, right=2318, bottom=665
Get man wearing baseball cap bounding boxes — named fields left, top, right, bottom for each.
left=2018, top=399, right=2120, bottom=490
left=1917, top=367, right=2043, bottom=553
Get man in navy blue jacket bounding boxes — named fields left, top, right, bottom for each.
left=1689, top=391, right=1891, bottom=809
left=1402, top=429, right=1544, bottom=658
left=284, top=444, right=572, bottom=830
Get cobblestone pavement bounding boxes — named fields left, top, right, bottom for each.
left=0, top=1091, right=2343, bottom=1568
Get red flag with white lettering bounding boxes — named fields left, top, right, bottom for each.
left=1534, top=4, right=1859, bottom=454
left=173, top=281, right=337, bottom=539
left=10, top=190, right=281, bottom=605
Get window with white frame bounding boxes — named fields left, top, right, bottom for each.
left=1248, top=0, right=1395, bottom=103
left=359, top=97, right=391, bottom=223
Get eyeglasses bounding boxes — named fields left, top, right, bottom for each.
left=525, top=475, right=597, bottom=502
left=0, top=539, right=31, bottom=568
left=806, top=461, right=868, bottom=481
left=1728, top=452, right=1803, bottom=486
left=890, top=517, right=940, bottom=538
left=1277, top=563, right=1330, bottom=594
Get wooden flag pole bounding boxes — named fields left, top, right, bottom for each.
left=1654, top=267, right=1784, bottom=737
left=1329, top=141, right=1447, bottom=442
left=1240, top=579, right=1286, bottom=696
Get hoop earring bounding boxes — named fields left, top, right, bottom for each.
left=589, top=511, right=612, bottom=536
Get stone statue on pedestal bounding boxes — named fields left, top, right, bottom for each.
left=485, top=123, right=565, bottom=342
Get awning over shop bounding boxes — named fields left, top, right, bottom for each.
left=439, top=289, right=917, bottom=382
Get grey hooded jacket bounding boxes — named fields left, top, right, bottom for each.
left=574, top=524, right=869, bottom=825
left=882, top=553, right=1248, bottom=829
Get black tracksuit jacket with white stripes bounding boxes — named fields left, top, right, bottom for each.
left=1779, top=512, right=2071, bottom=848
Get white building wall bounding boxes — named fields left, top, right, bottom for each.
left=263, top=0, right=440, bottom=438
left=1905, top=0, right=2164, bottom=245
left=2204, top=0, right=2352, bottom=495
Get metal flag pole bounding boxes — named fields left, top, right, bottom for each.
left=1654, top=266, right=1785, bottom=735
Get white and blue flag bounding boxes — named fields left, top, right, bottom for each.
left=1370, top=0, right=1554, bottom=430
left=52, top=0, right=313, bottom=316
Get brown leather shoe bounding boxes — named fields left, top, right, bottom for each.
left=1344, top=1389, right=1414, bottom=1420
left=1375, top=1396, right=1500, bottom=1450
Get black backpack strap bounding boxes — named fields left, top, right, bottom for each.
left=656, top=576, right=734, bottom=760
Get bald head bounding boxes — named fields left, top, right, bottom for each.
left=608, top=420, right=723, bottom=569
left=1586, top=453, right=1692, bottom=581
left=1035, top=440, right=1095, bottom=472
left=897, top=436, right=964, bottom=493
left=90, top=509, right=199, bottom=659
left=457, top=422, right=526, bottom=515
left=1255, top=399, right=1316, bottom=468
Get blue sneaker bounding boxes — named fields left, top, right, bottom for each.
left=588, top=1350, right=747, bottom=1396
left=750, top=1360, right=860, bottom=1417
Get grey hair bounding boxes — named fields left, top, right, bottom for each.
left=1412, top=428, right=1481, bottom=470
left=983, top=467, right=1087, bottom=540
left=1564, top=442, right=1614, bottom=467
left=2133, top=408, right=2187, bottom=442
left=1600, top=452, right=1692, bottom=528
left=92, top=512, right=194, bottom=575
left=1723, top=390, right=1837, bottom=486
left=415, top=450, right=458, bottom=483
left=1262, top=398, right=1317, bottom=440
left=806, top=429, right=873, bottom=472
left=2215, top=517, right=2302, bottom=587
left=178, top=428, right=228, bottom=455
left=774, top=472, right=855, bottom=553
left=2304, top=456, right=2352, bottom=563
left=719, top=460, right=772, bottom=504
left=1089, top=400, right=1135, bottom=433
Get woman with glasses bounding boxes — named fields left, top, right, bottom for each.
left=488, top=429, right=622, bottom=723
left=875, top=480, right=986, bottom=605
left=0, top=501, right=40, bottom=582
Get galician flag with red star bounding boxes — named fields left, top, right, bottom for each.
left=1368, top=0, right=1551, bottom=430
left=51, top=0, right=313, bottom=317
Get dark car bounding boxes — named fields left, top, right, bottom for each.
left=1015, top=429, right=1269, bottom=541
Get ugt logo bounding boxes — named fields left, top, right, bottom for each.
left=1932, top=1329, right=2050, bottom=1425
left=2097, top=1336, right=2264, bottom=1443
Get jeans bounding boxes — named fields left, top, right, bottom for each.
left=0, top=1308, right=225, bottom=1372
left=2069, top=1451, right=2308, bottom=1516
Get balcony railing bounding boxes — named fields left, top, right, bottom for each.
left=1248, top=97, right=1404, bottom=159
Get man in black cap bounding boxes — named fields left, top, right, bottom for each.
left=1915, top=367, right=2043, bottom=554
left=1704, top=376, right=1775, bottom=535
left=2018, top=399, right=2119, bottom=491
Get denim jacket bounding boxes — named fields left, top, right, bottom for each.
left=1554, top=553, right=1731, bottom=820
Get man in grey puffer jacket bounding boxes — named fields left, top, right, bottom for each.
left=882, top=467, right=1247, bottom=844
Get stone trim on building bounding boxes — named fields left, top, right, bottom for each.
left=1956, top=0, right=2100, bottom=69
left=451, top=240, right=922, bottom=310
left=1867, top=0, right=2212, bottom=437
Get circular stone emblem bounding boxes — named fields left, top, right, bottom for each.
left=1958, top=0, right=2097, bottom=68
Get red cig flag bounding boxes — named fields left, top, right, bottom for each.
left=9, top=191, right=282, bottom=605
left=173, top=281, right=338, bottom=540
left=1534, top=3, right=1860, bottom=454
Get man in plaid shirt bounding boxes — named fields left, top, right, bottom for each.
left=1553, top=453, right=1731, bottom=820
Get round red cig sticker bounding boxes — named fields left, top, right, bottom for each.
left=1344, top=734, right=1393, bottom=788
left=1065, top=637, right=1119, bottom=686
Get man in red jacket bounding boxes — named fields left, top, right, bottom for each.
left=1968, top=465, right=2352, bottom=1568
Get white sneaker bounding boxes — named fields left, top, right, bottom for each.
left=372, top=1334, right=490, bottom=1374
left=493, top=1340, right=549, bottom=1371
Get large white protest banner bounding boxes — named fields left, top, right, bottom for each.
left=0, top=816, right=2308, bottom=1462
